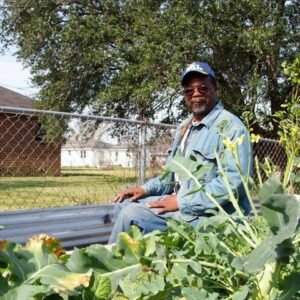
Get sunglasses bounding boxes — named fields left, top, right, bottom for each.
left=182, top=86, right=210, bottom=97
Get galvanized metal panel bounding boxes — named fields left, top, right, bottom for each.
left=0, top=204, right=114, bottom=224
left=0, top=204, right=115, bottom=248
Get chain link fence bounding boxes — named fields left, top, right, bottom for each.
left=0, top=106, right=295, bottom=211
left=0, top=107, right=175, bottom=211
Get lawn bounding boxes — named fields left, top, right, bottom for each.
left=0, top=167, right=138, bottom=211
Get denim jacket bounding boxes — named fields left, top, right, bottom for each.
left=142, top=101, right=253, bottom=221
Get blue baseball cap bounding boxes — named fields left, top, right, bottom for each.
left=181, top=62, right=216, bottom=85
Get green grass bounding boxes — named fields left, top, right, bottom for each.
left=0, top=168, right=138, bottom=211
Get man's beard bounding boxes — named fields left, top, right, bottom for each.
left=192, top=106, right=207, bottom=114
left=191, top=101, right=208, bottom=115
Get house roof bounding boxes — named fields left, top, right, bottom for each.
left=0, top=86, right=34, bottom=108
left=62, top=139, right=115, bottom=149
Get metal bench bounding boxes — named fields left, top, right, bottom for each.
left=0, top=201, right=260, bottom=249
left=0, top=204, right=114, bottom=249
left=1, top=196, right=297, bottom=249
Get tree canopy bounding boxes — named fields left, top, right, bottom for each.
left=1, top=0, right=299, bottom=135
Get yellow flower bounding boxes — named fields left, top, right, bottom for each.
left=223, top=137, right=235, bottom=152
left=251, top=134, right=261, bottom=143
left=236, top=135, right=245, bottom=146
left=291, top=126, right=298, bottom=137
left=223, top=135, right=245, bottom=152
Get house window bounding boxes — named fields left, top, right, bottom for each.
left=35, top=122, right=46, bottom=142
left=68, top=150, right=71, bottom=156
left=80, top=150, right=86, bottom=158
left=115, top=151, right=118, bottom=161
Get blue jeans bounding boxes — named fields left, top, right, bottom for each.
left=108, top=196, right=202, bottom=244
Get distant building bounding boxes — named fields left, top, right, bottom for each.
left=61, top=139, right=135, bottom=168
left=0, top=86, right=61, bottom=176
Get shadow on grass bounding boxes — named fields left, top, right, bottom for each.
left=62, top=173, right=107, bottom=177
left=62, top=172, right=137, bottom=181
left=0, top=174, right=137, bottom=191
left=0, top=180, right=72, bottom=190
left=62, top=172, right=137, bottom=183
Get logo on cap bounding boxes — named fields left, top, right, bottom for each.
left=181, top=62, right=215, bottom=85
left=185, top=63, right=207, bottom=75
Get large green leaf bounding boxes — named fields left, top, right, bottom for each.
left=231, top=286, right=249, bottom=300
left=19, top=236, right=58, bottom=271
left=181, top=288, right=218, bottom=300
left=66, top=248, right=93, bottom=273
left=144, top=235, right=160, bottom=257
left=83, top=243, right=143, bottom=290
left=116, top=276, right=142, bottom=299
left=194, top=235, right=213, bottom=256
left=84, top=244, right=133, bottom=272
left=0, top=276, right=9, bottom=296
left=261, top=193, right=299, bottom=235
left=232, top=237, right=294, bottom=273
left=231, top=238, right=276, bottom=273
left=117, top=231, right=146, bottom=264
left=167, top=218, right=195, bottom=242
left=258, top=176, right=285, bottom=200
left=26, top=263, right=91, bottom=296
left=0, top=284, right=51, bottom=300
left=0, top=241, right=34, bottom=283
left=167, top=263, right=189, bottom=286
left=118, top=272, right=165, bottom=299
left=92, top=263, right=143, bottom=291
left=162, top=151, right=213, bottom=182
left=259, top=177, right=299, bottom=235
left=232, top=177, right=299, bottom=273
left=0, top=237, right=60, bottom=286
left=83, top=273, right=111, bottom=300
left=0, top=238, right=92, bottom=298
left=277, top=272, right=300, bottom=299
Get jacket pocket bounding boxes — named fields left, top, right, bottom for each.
left=191, top=149, right=217, bottom=182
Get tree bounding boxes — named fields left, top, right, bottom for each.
left=1, top=0, right=299, bottom=136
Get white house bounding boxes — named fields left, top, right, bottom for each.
left=61, top=139, right=135, bottom=168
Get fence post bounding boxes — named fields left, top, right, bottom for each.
left=138, top=123, right=147, bottom=185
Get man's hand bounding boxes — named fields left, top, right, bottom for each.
left=146, top=194, right=179, bottom=215
left=114, top=187, right=146, bottom=203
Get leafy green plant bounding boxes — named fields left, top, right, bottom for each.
left=0, top=176, right=299, bottom=299
left=0, top=60, right=299, bottom=300
left=1, top=118, right=299, bottom=299
left=274, top=55, right=300, bottom=193
left=0, top=236, right=91, bottom=299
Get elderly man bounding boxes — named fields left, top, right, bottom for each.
left=108, top=62, right=252, bottom=244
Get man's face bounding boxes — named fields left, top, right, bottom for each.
left=183, top=74, right=217, bottom=119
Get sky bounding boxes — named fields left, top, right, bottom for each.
left=0, top=46, right=38, bottom=97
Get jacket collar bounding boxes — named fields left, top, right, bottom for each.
left=188, top=101, right=223, bottom=129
